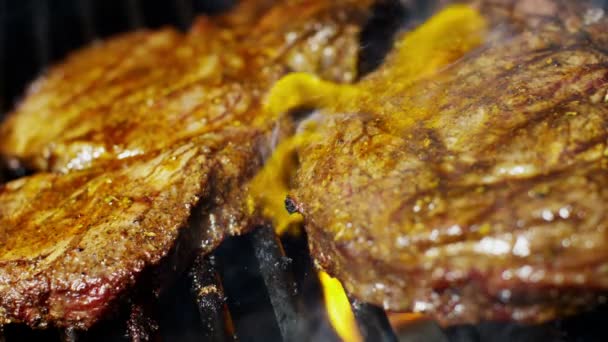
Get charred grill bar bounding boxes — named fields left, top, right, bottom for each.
left=349, top=299, right=397, bottom=342
left=188, top=255, right=231, bottom=342
left=250, top=227, right=300, bottom=340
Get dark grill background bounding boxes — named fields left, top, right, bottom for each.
left=0, top=0, right=236, bottom=118
left=2, top=1, right=608, bottom=341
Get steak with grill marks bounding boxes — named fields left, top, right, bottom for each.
left=0, top=0, right=367, bottom=173
left=0, top=0, right=372, bottom=328
left=282, top=0, right=608, bottom=325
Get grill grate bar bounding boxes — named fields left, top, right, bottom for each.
left=394, top=319, right=449, bottom=342
left=174, top=0, right=194, bottom=31
left=0, top=0, right=5, bottom=113
left=125, top=0, right=144, bottom=30
left=59, top=327, right=79, bottom=342
left=280, top=233, right=343, bottom=342
left=76, top=0, right=96, bottom=41
left=31, top=0, right=50, bottom=68
left=189, top=254, right=233, bottom=341
left=126, top=298, right=160, bottom=342
left=250, top=226, right=301, bottom=341
left=349, top=299, right=398, bottom=342
left=214, top=233, right=283, bottom=340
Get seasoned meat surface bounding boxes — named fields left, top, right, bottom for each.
left=0, top=0, right=366, bottom=173
left=0, top=132, right=259, bottom=328
left=283, top=0, right=608, bottom=325
left=0, top=0, right=371, bottom=328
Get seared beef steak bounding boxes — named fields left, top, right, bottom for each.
left=283, top=0, right=608, bottom=325
left=0, top=0, right=371, bottom=328
left=0, top=132, right=259, bottom=328
left=0, top=0, right=367, bottom=173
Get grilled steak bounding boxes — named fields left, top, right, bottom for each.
left=0, top=0, right=371, bottom=328
left=0, top=0, right=366, bottom=173
left=0, top=132, right=258, bottom=328
left=280, top=0, right=608, bottom=325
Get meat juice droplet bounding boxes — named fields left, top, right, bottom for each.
left=474, top=237, right=511, bottom=255
left=446, top=224, right=462, bottom=236
left=584, top=8, right=604, bottom=25
left=512, top=236, right=531, bottom=257
left=558, top=206, right=571, bottom=219
left=396, top=235, right=410, bottom=247
left=516, top=265, right=533, bottom=280
left=541, top=209, right=555, bottom=221
left=413, top=300, right=431, bottom=312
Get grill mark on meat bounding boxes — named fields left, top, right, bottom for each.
left=289, top=0, right=608, bottom=325
left=0, top=0, right=374, bottom=328
left=44, top=32, right=153, bottom=107
left=434, top=59, right=608, bottom=160
left=412, top=162, right=593, bottom=248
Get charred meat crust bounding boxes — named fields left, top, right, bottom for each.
left=293, top=0, right=608, bottom=325
left=0, top=0, right=373, bottom=329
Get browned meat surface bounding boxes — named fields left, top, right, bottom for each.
left=0, top=0, right=371, bottom=328
left=0, top=0, right=366, bottom=173
left=0, top=132, right=261, bottom=328
left=281, top=0, right=608, bottom=325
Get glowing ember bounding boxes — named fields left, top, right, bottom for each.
left=318, top=271, right=362, bottom=342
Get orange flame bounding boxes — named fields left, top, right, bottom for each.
left=318, top=271, right=362, bottom=342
